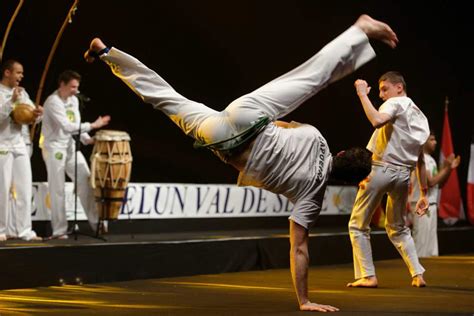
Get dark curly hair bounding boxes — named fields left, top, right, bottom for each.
left=329, top=147, right=372, bottom=185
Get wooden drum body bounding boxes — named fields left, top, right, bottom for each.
left=90, top=130, right=132, bottom=219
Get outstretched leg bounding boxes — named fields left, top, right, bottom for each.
left=222, top=14, right=398, bottom=132
left=85, top=15, right=398, bottom=147
left=85, top=38, right=222, bottom=144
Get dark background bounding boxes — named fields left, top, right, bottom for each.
left=1, top=1, right=472, bottom=198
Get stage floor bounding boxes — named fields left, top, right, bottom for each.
left=0, top=254, right=472, bottom=315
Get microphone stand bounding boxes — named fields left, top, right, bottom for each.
left=70, top=95, right=105, bottom=241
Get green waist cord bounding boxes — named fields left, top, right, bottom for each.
left=193, top=116, right=271, bottom=152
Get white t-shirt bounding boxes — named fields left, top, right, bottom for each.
left=367, top=96, right=429, bottom=167
left=41, top=90, right=92, bottom=149
left=0, top=83, right=35, bottom=150
left=238, top=122, right=332, bottom=229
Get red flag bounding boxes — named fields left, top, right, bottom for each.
left=439, top=102, right=464, bottom=224
left=467, top=142, right=474, bottom=224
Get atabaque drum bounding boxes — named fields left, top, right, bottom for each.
left=90, top=130, right=132, bottom=219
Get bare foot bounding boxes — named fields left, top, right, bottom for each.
left=84, top=37, right=107, bottom=63
left=411, top=274, right=426, bottom=287
left=355, top=14, right=399, bottom=48
left=347, top=276, right=378, bottom=288
left=300, top=301, right=339, bottom=312
left=24, top=235, right=43, bottom=241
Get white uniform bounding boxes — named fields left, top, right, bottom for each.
left=99, top=25, right=375, bottom=228
left=409, top=153, right=439, bottom=257
left=349, top=96, right=430, bottom=279
left=238, top=122, right=332, bottom=229
left=21, top=125, right=32, bottom=157
left=0, top=83, right=39, bottom=240
left=7, top=123, right=33, bottom=238
left=41, top=91, right=98, bottom=237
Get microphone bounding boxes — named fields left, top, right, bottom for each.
left=76, top=93, right=91, bottom=103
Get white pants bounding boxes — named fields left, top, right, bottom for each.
left=42, top=145, right=98, bottom=236
left=411, top=203, right=438, bottom=257
left=101, top=25, right=375, bottom=153
left=6, top=141, right=34, bottom=238
left=0, top=146, right=37, bottom=240
left=349, top=162, right=425, bottom=279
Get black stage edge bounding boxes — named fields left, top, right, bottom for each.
left=1, top=220, right=473, bottom=290
left=31, top=215, right=350, bottom=236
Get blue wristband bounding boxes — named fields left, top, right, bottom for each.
left=88, top=47, right=110, bottom=58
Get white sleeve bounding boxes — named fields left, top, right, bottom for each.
left=0, top=94, right=14, bottom=122
left=80, top=132, right=92, bottom=145
left=45, top=96, right=92, bottom=134
left=379, top=98, right=399, bottom=119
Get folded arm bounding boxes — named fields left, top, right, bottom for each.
left=354, top=79, right=391, bottom=128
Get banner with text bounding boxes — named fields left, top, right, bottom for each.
left=31, top=182, right=357, bottom=221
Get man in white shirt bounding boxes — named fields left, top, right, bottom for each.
left=41, top=70, right=110, bottom=239
left=347, top=71, right=430, bottom=288
left=0, top=59, right=43, bottom=241
left=409, top=133, right=460, bottom=257
left=84, top=15, right=398, bottom=312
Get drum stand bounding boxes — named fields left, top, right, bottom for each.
left=95, top=190, right=132, bottom=240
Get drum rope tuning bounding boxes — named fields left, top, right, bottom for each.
left=90, top=149, right=133, bottom=189
left=90, top=130, right=132, bottom=220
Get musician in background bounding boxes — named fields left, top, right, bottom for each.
left=41, top=70, right=110, bottom=239
left=0, top=59, right=43, bottom=241
left=408, top=132, right=460, bottom=257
